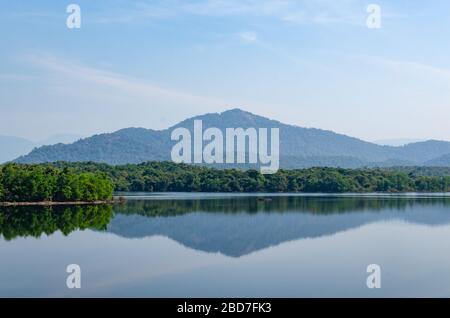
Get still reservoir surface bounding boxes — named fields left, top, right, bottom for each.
left=1, top=193, right=450, bottom=297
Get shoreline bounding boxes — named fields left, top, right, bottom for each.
left=2, top=191, right=450, bottom=206
left=0, top=200, right=116, bottom=207
left=117, top=191, right=450, bottom=198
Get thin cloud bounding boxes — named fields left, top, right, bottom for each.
left=93, top=0, right=372, bottom=27
left=182, top=0, right=293, bottom=16
left=234, top=31, right=329, bottom=72
left=349, top=53, right=450, bottom=82
left=238, top=31, right=258, bottom=43
left=25, top=53, right=226, bottom=107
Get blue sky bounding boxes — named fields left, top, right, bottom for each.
left=1, top=0, right=450, bottom=142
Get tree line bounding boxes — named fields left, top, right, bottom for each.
left=2, top=162, right=450, bottom=202
left=0, top=164, right=114, bottom=202
left=49, top=161, right=450, bottom=193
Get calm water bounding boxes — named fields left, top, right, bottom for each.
left=2, top=193, right=450, bottom=297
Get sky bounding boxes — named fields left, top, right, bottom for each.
left=1, top=0, right=450, bottom=143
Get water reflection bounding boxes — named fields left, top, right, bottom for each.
left=115, top=195, right=450, bottom=215
left=0, top=205, right=113, bottom=241
left=109, top=196, right=450, bottom=257
left=2, top=196, right=450, bottom=257
left=2, top=195, right=450, bottom=297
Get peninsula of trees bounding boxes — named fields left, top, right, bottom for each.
left=0, top=164, right=114, bottom=204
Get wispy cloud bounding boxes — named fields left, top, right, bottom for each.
left=182, top=0, right=293, bottom=17
left=374, top=58, right=450, bottom=81
left=238, top=31, right=258, bottom=43
left=3, top=52, right=240, bottom=137
left=92, top=1, right=176, bottom=24
left=94, top=0, right=371, bottom=27
left=25, top=53, right=226, bottom=107
left=349, top=53, right=450, bottom=82
left=235, top=30, right=328, bottom=71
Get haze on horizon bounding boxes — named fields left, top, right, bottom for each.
left=1, top=0, right=450, bottom=143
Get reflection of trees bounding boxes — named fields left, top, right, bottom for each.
left=114, top=196, right=450, bottom=217
left=0, top=205, right=113, bottom=241
left=3, top=196, right=450, bottom=242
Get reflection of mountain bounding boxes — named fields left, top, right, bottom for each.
left=107, top=197, right=450, bottom=257
left=3, top=197, right=450, bottom=257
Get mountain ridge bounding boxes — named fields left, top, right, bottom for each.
left=14, top=108, right=450, bottom=168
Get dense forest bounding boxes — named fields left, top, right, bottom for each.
left=2, top=162, right=450, bottom=202
left=0, top=164, right=114, bottom=202
left=47, top=161, right=450, bottom=193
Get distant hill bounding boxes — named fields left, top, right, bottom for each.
left=15, top=108, right=450, bottom=168
left=16, top=128, right=170, bottom=164
left=425, top=154, right=450, bottom=166
left=0, top=135, right=35, bottom=164
left=0, top=133, right=86, bottom=164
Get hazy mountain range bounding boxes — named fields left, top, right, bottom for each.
left=0, top=134, right=83, bottom=164
left=11, top=108, right=450, bottom=168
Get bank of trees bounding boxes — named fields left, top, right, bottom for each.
left=51, top=161, right=450, bottom=193
left=0, top=164, right=114, bottom=202
left=2, top=162, right=450, bottom=201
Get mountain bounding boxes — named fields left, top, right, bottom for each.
left=16, top=128, right=170, bottom=164
left=0, top=136, right=35, bottom=164
left=14, top=108, right=450, bottom=168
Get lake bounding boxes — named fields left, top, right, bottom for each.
left=1, top=193, right=450, bottom=297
